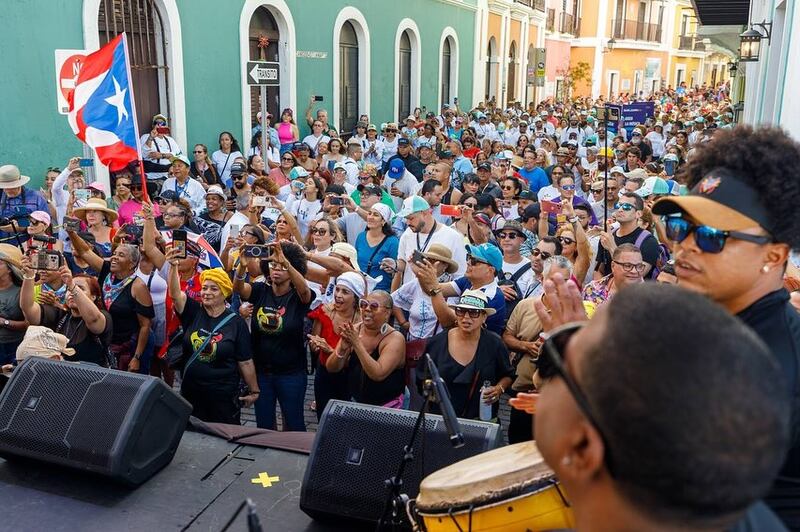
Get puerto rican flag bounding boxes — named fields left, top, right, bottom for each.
left=67, top=34, right=139, bottom=171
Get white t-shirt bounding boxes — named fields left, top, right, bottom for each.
left=384, top=170, right=418, bottom=211
left=286, top=197, right=322, bottom=238
left=381, top=137, right=399, bottom=163
left=501, top=259, right=535, bottom=299
left=302, top=134, right=330, bottom=157
left=397, top=223, right=467, bottom=286
left=537, top=185, right=560, bottom=202
left=392, top=279, right=442, bottom=339
left=140, top=134, right=181, bottom=180
left=219, top=211, right=250, bottom=252
left=160, top=176, right=207, bottom=214
left=211, top=150, right=244, bottom=186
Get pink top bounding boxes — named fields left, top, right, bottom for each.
left=277, top=122, right=295, bottom=145
left=268, top=167, right=291, bottom=187
left=118, top=198, right=161, bottom=226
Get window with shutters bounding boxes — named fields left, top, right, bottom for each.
left=507, top=41, right=517, bottom=103
left=398, top=31, right=412, bottom=121
left=485, top=37, right=497, bottom=103
left=248, top=7, right=280, bottom=134
left=441, top=38, right=452, bottom=107
left=339, top=21, right=359, bottom=135
left=98, top=0, right=169, bottom=136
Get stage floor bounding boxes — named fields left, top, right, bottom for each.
left=0, top=430, right=343, bottom=531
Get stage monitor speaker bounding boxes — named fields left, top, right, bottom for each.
left=300, top=400, right=502, bottom=525
left=0, top=357, right=192, bottom=486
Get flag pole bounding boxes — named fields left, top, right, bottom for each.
left=120, top=32, right=150, bottom=203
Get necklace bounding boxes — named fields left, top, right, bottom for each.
left=415, top=220, right=437, bottom=252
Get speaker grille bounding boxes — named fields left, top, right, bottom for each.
left=301, top=401, right=501, bottom=523
left=0, top=359, right=144, bottom=468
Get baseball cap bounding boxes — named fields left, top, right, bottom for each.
left=388, top=159, right=406, bottom=179
left=609, top=166, right=626, bottom=176
left=289, top=166, right=309, bottom=180
left=30, top=211, right=51, bottom=226
left=397, top=137, right=410, bottom=146
left=466, top=243, right=503, bottom=273
left=496, top=219, right=525, bottom=237
left=87, top=182, right=107, bottom=194
left=205, top=185, right=226, bottom=199
left=438, top=150, right=454, bottom=159
left=358, top=183, right=383, bottom=196
left=624, top=168, right=649, bottom=181
left=473, top=212, right=492, bottom=227
left=520, top=203, right=541, bottom=222
left=635, top=176, right=670, bottom=198
left=367, top=123, right=378, bottom=131
left=598, top=147, right=614, bottom=158
left=556, top=147, right=570, bottom=156
left=406, top=115, right=416, bottom=122
left=230, top=161, right=246, bottom=176
left=330, top=242, right=360, bottom=271
left=396, top=196, right=431, bottom=218
left=518, top=189, right=535, bottom=201
left=477, top=162, right=492, bottom=172
left=333, top=162, right=347, bottom=172
left=653, top=168, right=775, bottom=233
left=170, top=153, right=191, bottom=167
left=158, top=189, right=178, bottom=202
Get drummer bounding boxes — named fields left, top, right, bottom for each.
left=525, top=282, right=789, bottom=530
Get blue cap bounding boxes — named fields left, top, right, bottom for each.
left=466, top=243, right=503, bottom=273
left=388, top=159, right=406, bottom=179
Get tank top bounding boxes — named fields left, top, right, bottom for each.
left=277, top=122, right=294, bottom=145
left=347, top=332, right=405, bottom=405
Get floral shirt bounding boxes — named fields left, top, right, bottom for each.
left=582, top=274, right=614, bottom=316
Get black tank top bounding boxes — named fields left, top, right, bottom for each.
left=347, top=333, right=405, bottom=406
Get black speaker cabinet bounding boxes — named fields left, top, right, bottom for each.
left=300, top=400, right=502, bottom=525
left=0, top=357, right=192, bottom=486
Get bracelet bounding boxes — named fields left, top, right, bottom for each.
left=568, top=216, right=579, bottom=224
left=249, top=390, right=260, bottom=395
left=335, top=352, right=346, bottom=359
left=22, top=274, right=36, bottom=281
left=133, top=353, right=142, bottom=360
left=498, top=385, right=505, bottom=394
left=234, top=272, right=247, bottom=281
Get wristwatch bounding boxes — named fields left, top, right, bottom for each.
left=568, top=216, right=579, bottom=224
left=427, top=287, right=442, bottom=297
left=2, top=320, right=8, bottom=328
left=133, top=353, right=142, bottom=360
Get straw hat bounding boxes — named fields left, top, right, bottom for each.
left=16, top=326, right=76, bottom=362
left=0, top=244, right=24, bottom=280
left=73, top=198, right=119, bottom=223
left=422, top=243, right=459, bottom=274
left=0, top=165, right=30, bottom=189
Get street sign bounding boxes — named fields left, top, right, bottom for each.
left=247, top=61, right=280, bottom=86
left=534, top=48, right=546, bottom=87
left=55, top=49, right=88, bottom=114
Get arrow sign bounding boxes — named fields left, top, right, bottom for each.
left=247, top=61, right=280, bottom=86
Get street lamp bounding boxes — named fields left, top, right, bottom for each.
left=727, top=60, right=738, bottom=75
left=607, top=38, right=616, bottom=51
left=739, top=21, right=772, bottom=62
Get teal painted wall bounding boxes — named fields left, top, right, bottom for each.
left=0, top=0, right=478, bottom=188
left=0, top=0, right=87, bottom=189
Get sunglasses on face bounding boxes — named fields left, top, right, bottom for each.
left=614, top=202, right=635, bottom=211
left=467, top=257, right=490, bottom=267
left=463, top=202, right=478, bottom=208
left=665, top=217, right=772, bottom=254
left=531, top=248, right=552, bottom=260
left=359, top=299, right=388, bottom=311
left=310, top=227, right=328, bottom=235
left=269, top=262, right=289, bottom=271
left=613, top=260, right=646, bottom=273
left=540, top=322, right=615, bottom=472
left=561, top=184, right=576, bottom=191
left=501, top=185, right=516, bottom=191
left=129, top=184, right=142, bottom=190
left=558, top=236, right=575, bottom=245
left=454, top=307, right=484, bottom=318
left=497, top=231, right=521, bottom=240
left=551, top=171, right=565, bottom=177
left=117, top=182, right=131, bottom=188
left=281, top=157, right=294, bottom=162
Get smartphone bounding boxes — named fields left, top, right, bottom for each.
left=62, top=216, right=82, bottom=232
left=540, top=200, right=563, bottom=215
left=156, top=126, right=170, bottom=135
left=79, top=158, right=93, bottom=167
left=230, top=225, right=240, bottom=240
left=244, top=244, right=272, bottom=259
left=172, top=229, right=187, bottom=259
left=411, top=250, right=426, bottom=265
left=440, top=204, right=461, bottom=217
left=313, top=96, right=324, bottom=102
left=75, top=189, right=91, bottom=202
left=556, top=213, right=567, bottom=224
left=329, top=196, right=344, bottom=206
left=327, top=160, right=336, bottom=171
left=125, top=224, right=143, bottom=241
left=34, top=250, right=62, bottom=271
left=664, top=159, right=676, bottom=176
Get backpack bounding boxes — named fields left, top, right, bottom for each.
left=634, top=229, right=669, bottom=280
left=498, top=262, right=532, bottom=323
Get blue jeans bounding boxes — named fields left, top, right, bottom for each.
left=254, top=371, right=307, bottom=431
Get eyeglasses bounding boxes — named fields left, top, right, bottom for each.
left=665, top=217, right=772, bottom=254
left=501, top=185, right=516, bottom=191
left=551, top=171, right=565, bottom=176
left=540, top=322, right=615, bottom=474
left=454, top=307, right=483, bottom=318
left=310, top=228, right=329, bottom=236
left=591, top=188, right=603, bottom=194
left=497, top=231, right=521, bottom=240
left=193, top=150, right=204, bottom=154
left=612, top=260, right=647, bottom=273
left=240, top=231, right=258, bottom=239
left=558, top=236, right=575, bottom=245
left=129, top=184, right=142, bottom=190
left=164, top=211, right=186, bottom=219
left=531, top=248, right=552, bottom=260
left=614, top=202, right=636, bottom=212
left=281, top=157, right=294, bottom=162
left=359, top=299, right=389, bottom=311
left=560, top=184, right=576, bottom=191
left=467, top=257, right=490, bottom=267
left=269, top=262, right=289, bottom=271
left=117, top=182, right=131, bottom=188
left=463, top=202, right=478, bottom=208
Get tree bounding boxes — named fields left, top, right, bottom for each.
left=556, top=61, right=592, bottom=100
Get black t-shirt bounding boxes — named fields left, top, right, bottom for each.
left=346, top=333, right=405, bottom=406
left=597, top=226, right=660, bottom=276
left=245, top=282, right=315, bottom=375
left=99, top=262, right=155, bottom=343
left=178, top=297, right=251, bottom=395
left=196, top=213, right=227, bottom=252
left=421, top=329, right=513, bottom=420
left=40, top=305, right=113, bottom=367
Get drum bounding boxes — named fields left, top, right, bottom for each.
left=411, top=441, right=574, bottom=531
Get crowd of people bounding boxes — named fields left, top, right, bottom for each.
left=2, top=81, right=800, bottom=529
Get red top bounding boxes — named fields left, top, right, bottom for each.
left=307, top=305, right=342, bottom=366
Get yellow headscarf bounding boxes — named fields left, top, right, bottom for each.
left=200, top=268, right=233, bottom=298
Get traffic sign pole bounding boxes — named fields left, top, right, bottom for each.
left=261, top=86, right=268, bottom=159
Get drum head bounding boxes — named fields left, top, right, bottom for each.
left=416, top=441, right=555, bottom=510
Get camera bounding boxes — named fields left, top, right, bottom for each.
left=63, top=216, right=82, bottom=232
left=244, top=245, right=272, bottom=258
left=252, top=195, right=268, bottom=208
left=329, top=196, right=344, bottom=206
left=33, top=250, right=61, bottom=271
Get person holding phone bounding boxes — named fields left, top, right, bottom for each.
left=140, top=114, right=182, bottom=182
left=0, top=245, right=28, bottom=365
left=20, top=261, right=111, bottom=367
left=233, top=241, right=315, bottom=430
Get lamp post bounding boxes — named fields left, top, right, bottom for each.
left=739, top=21, right=772, bottom=62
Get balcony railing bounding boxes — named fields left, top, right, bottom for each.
left=559, top=12, right=580, bottom=35
left=611, top=19, right=663, bottom=43
left=679, top=35, right=706, bottom=51
left=515, top=0, right=545, bottom=10
left=546, top=8, right=556, bottom=32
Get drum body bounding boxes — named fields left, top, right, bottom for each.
left=413, top=441, right=575, bottom=531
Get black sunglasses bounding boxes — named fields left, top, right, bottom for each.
left=540, top=322, right=615, bottom=474
left=665, top=217, right=772, bottom=254
left=531, top=248, right=552, bottom=260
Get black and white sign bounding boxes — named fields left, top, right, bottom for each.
left=246, top=61, right=280, bottom=86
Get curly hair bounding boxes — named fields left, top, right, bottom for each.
left=259, top=241, right=308, bottom=277
left=252, top=176, right=279, bottom=196
left=677, top=125, right=800, bottom=249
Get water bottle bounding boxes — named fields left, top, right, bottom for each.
left=479, top=380, right=493, bottom=421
